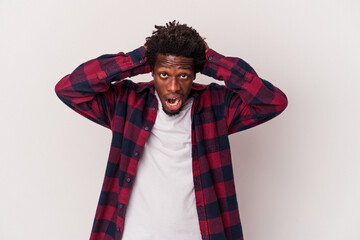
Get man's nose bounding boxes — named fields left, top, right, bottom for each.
left=168, top=77, right=180, bottom=92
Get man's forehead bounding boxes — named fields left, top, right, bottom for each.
left=155, top=54, right=194, bottom=68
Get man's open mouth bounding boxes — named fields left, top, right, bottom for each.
left=165, top=97, right=182, bottom=111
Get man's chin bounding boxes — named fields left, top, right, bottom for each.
left=162, top=106, right=182, bottom=117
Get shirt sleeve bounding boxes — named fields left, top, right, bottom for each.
left=201, top=49, right=288, bottom=134
left=55, top=46, right=151, bottom=129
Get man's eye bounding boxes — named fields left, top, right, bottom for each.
left=160, top=72, right=168, bottom=78
left=180, top=74, right=188, bottom=79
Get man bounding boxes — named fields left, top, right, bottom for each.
left=55, top=21, right=288, bottom=240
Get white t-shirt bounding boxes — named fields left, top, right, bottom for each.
left=121, top=92, right=202, bottom=240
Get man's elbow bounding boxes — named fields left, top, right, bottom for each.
left=273, top=88, right=288, bottom=113
left=280, top=92, right=288, bottom=112
left=54, top=74, right=70, bottom=98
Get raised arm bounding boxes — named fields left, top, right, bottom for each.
left=55, top=46, right=150, bottom=129
left=201, top=48, right=288, bottom=134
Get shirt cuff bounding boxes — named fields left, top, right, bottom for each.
left=205, top=48, right=216, bottom=59
left=126, top=46, right=147, bottom=65
left=201, top=48, right=224, bottom=76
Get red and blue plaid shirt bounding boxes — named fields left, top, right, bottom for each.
left=55, top=46, right=288, bottom=240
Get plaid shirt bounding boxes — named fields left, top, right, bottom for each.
left=55, top=46, right=288, bottom=240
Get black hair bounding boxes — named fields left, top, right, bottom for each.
left=145, top=21, right=206, bottom=73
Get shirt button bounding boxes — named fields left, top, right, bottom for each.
left=144, top=126, right=149, bottom=131
left=119, top=204, right=124, bottom=208
left=140, top=59, right=144, bottom=64
left=208, top=56, right=213, bottom=60
left=116, top=227, right=120, bottom=231
left=134, top=151, right=139, bottom=156
left=126, top=177, right=131, bottom=183
left=151, top=107, right=155, bottom=111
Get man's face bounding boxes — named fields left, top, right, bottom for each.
left=152, top=54, right=195, bottom=116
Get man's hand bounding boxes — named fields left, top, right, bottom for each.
left=204, top=40, right=209, bottom=53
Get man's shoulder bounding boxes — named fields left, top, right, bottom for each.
left=112, top=79, right=154, bottom=93
left=192, top=82, right=226, bottom=94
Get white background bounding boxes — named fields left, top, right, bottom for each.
left=1, top=0, right=359, bottom=239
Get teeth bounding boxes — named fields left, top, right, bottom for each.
left=168, top=98, right=180, bottom=105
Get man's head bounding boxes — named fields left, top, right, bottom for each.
left=145, top=21, right=206, bottom=116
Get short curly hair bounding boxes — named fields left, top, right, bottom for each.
left=145, top=21, right=206, bottom=73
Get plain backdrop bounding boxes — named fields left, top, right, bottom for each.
left=1, top=0, right=359, bottom=239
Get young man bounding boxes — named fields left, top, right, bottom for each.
left=55, top=21, right=288, bottom=240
